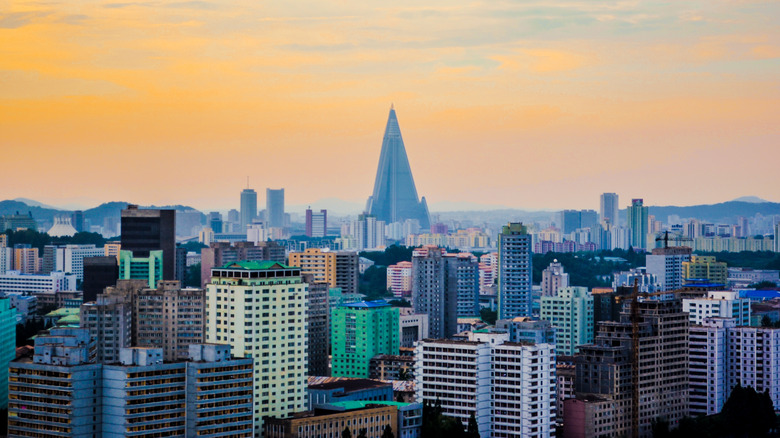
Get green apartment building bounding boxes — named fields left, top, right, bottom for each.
left=540, top=286, right=594, bottom=356
left=332, top=300, right=399, bottom=378
left=0, top=298, right=16, bottom=409
left=118, top=249, right=162, bottom=288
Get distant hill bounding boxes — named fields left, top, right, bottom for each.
left=731, top=196, right=770, bottom=203
left=0, top=199, right=205, bottom=232
left=619, top=201, right=780, bottom=224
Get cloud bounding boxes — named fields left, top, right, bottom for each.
left=0, top=11, right=50, bottom=28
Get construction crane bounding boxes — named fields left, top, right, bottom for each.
left=654, top=230, right=692, bottom=249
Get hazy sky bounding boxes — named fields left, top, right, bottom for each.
left=1, top=0, right=778, bottom=212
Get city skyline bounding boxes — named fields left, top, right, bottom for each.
left=1, top=0, right=778, bottom=211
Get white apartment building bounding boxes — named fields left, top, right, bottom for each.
left=0, top=270, right=76, bottom=295
left=683, top=291, right=751, bottom=327
left=415, top=331, right=556, bottom=438
left=205, top=261, right=308, bottom=435
left=55, top=244, right=105, bottom=280
left=689, top=318, right=780, bottom=416
left=689, top=318, right=734, bottom=416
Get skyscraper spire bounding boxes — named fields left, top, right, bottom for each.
left=366, top=107, right=431, bottom=230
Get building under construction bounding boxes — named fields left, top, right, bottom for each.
left=564, top=295, right=690, bottom=438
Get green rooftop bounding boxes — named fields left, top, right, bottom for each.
left=328, top=401, right=414, bottom=411
left=57, top=314, right=81, bottom=325
left=218, top=260, right=293, bottom=270
left=45, top=308, right=80, bottom=318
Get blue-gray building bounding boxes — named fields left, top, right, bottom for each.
left=495, top=317, right=556, bottom=345
left=8, top=328, right=252, bottom=438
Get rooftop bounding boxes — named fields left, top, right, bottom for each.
left=218, top=260, right=293, bottom=270
left=340, top=300, right=390, bottom=308
left=328, top=401, right=414, bottom=411
left=308, top=377, right=392, bottom=392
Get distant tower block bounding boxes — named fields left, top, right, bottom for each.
left=365, top=107, right=431, bottom=230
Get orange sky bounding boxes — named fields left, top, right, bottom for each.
left=1, top=0, right=778, bottom=212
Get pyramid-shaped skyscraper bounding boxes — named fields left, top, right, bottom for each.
left=366, top=107, right=431, bottom=230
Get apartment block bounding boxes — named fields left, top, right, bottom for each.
left=132, top=280, right=206, bottom=362
left=205, top=261, right=308, bottom=434
left=415, top=331, right=556, bottom=437
left=646, top=246, right=692, bottom=292
left=683, top=255, right=728, bottom=285
left=306, top=279, right=330, bottom=376
left=540, top=287, right=594, bottom=356
left=199, top=241, right=286, bottom=288
left=498, top=223, right=533, bottom=319
left=682, top=291, right=751, bottom=327
left=288, top=248, right=360, bottom=296
left=80, top=293, right=132, bottom=363
left=332, top=301, right=399, bottom=378
left=0, top=298, right=16, bottom=409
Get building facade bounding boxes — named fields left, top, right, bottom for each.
left=498, top=223, right=533, bottom=319
left=646, top=246, right=692, bottom=292
left=205, top=261, right=308, bottom=434
left=120, top=205, right=176, bottom=280
left=331, top=301, right=400, bottom=378
left=540, top=287, right=594, bottom=356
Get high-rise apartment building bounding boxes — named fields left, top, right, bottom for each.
left=305, top=208, right=327, bottom=237
left=13, top=244, right=39, bottom=274
left=540, top=286, right=594, bottom=355
left=411, top=246, right=468, bottom=338
left=365, top=107, right=431, bottom=230
left=354, top=213, right=386, bottom=250
left=387, top=261, right=413, bottom=297
left=626, top=198, right=649, bottom=250
left=8, top=328, right=253, bottom=438
left=200, top=241, right=286, bottom=288
left=120, top=205, right=176, bottom=280
left=8, top=327, right=103, bottom=438
left=288, top=248, right=360, bottom=297
left=80, top=292, right=132, bottom=363
left=240, top=188, right=258, bottom=231
left=690, top=318, right=780, bottom=416
left=560, top=210, right=598, bottom=235
left=306, top=279, right=330, bottom=376
left=0, top=298, right=16, bottom=409
left=415, top=331, right=556, bottom=437
left=646, top=246, right=692, bottom=291
left=600, top=193, right=619, bottom=226
left=331, top=300, right=399, bottom=378
left=498, top=223, right=533, bottom=319
left=495, top=317, right=556, bottom=345
left=570, top=297, right=689, bottom=438
left=266, top=188, right=285, bottom=228
left=205, top=261, right=308, bottom=434
left=131, top=280, right=206, bottom=361
left=541, top=259, right=569, bottom=296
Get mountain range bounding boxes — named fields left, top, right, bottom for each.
left=1, top=198, right=778, bottom=229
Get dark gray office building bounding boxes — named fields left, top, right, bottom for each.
left=120, top=205, right=176, bottom=280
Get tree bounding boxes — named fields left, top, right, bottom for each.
left=466, top=412, right=480, bottom=438
left=761, top=315, right=773, bottom=327
left=480, top=307, right=497, bottom=325
left=342, top=426, right=352, bottom=438
left=185, top=263, right=201, bottom=288
left=381, top=425, right=395, bottom=438
left=356, top=428, right=367, bottom=438
left=398, top=367, right=413, bottom=381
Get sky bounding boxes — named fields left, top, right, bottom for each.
left=1, top=0, right=778, bottom=213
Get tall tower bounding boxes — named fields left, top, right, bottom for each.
left=240, top=188, right=257, bottom=231
left=626, top=198, right=649, bottom=250
left=366, top=106, right=431, bottom=230
left=497, top=223, right=533, bottom=319
left=266, top=188, right=285, bottom=228
left=600, top=193, right=619, bottom=226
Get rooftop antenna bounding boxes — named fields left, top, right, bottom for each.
left=390, top=103, right=394, bottom=110
left=246, top=176, right=249, bottom=188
